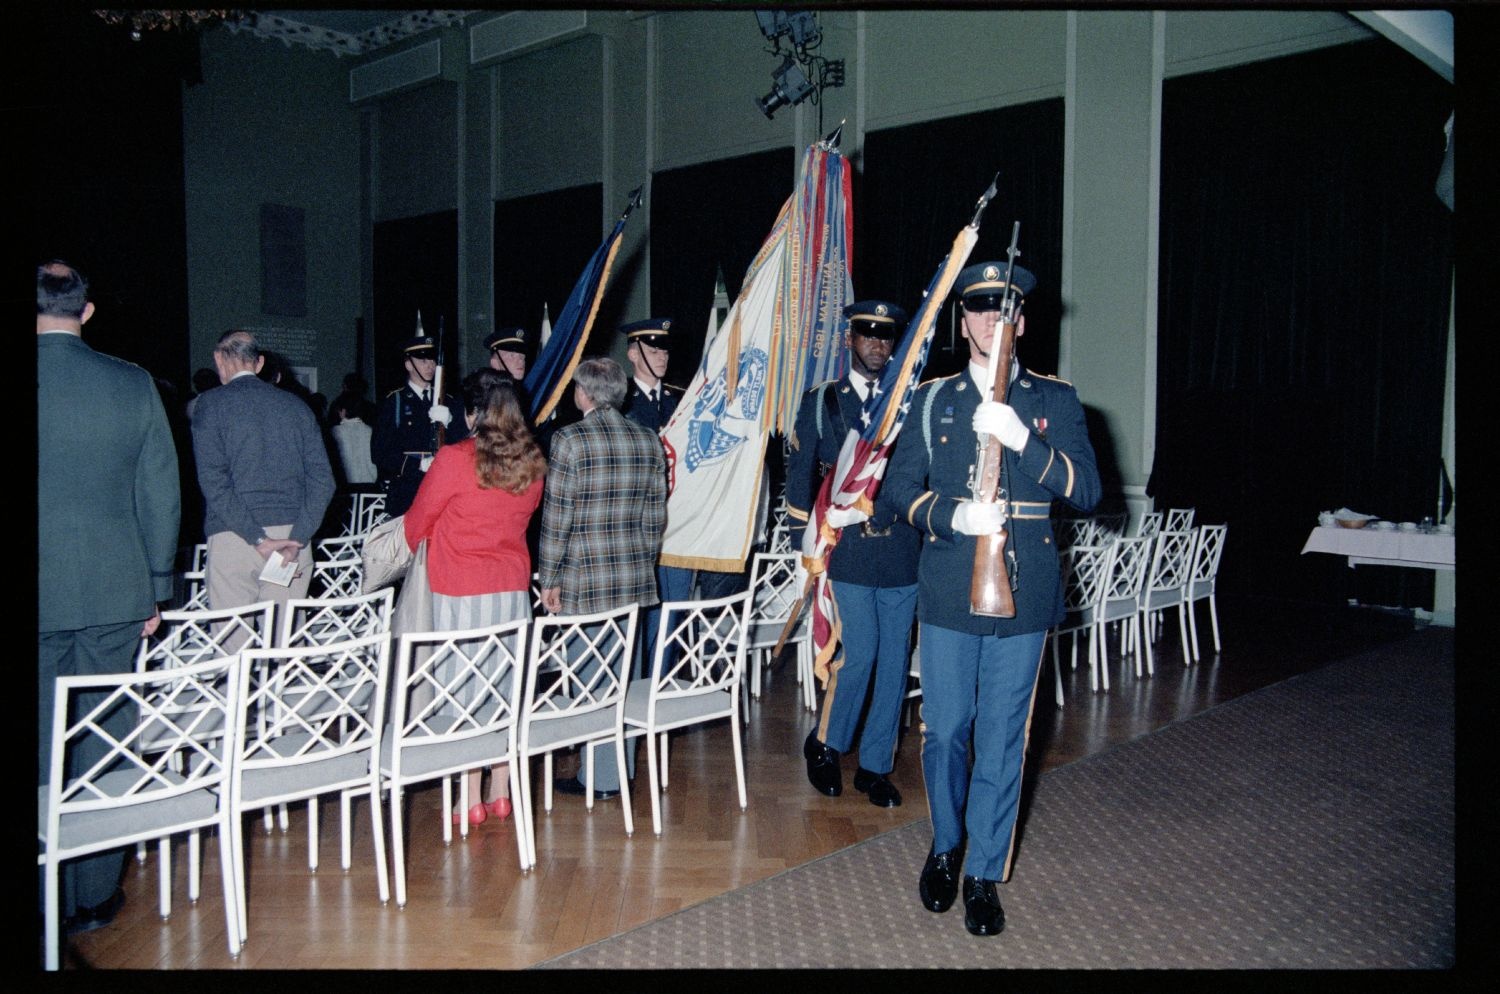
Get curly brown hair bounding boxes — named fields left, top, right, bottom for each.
left=463, top=368, right=546, bottom=493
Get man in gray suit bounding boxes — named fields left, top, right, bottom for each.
left=191, top=330, right=335, bottom=614
left=37, top=260, right=181, bottom=933
left=538, top=357, right=666, bottom=798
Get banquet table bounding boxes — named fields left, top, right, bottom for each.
left=1300, top=525, right=1455, bottom=571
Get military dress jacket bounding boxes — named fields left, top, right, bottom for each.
left=882, top=368, right=1101, bottom=637
left=38, top=333, right=181, bottom=631
left=621, top=380, right=682, bottom=434
left=786, top=375, right=920, bottom=588
left=537, top=405, right=667, bottom=615
left=370, top=382, right=469, bottom=516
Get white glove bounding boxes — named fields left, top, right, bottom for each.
left=825, top=505, right=870, bottom=529
left=952, top=500, right=1005, bottom=536
left=973, top=401, right=1029, bottom=453
left=419, top=455, right=434, bottom=473
left=428, top=404, right=452, bottom=427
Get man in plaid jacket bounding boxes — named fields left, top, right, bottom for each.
left=538, top=357, right=667, bottom=798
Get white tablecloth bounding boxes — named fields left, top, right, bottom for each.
left=1300, top=525, right=1455, bottom=571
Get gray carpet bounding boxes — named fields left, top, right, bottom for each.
left=539, top=629, right=1454, bottom=969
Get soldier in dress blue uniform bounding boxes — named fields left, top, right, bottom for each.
left=882, top=261, right=1101, bottom=937
left=485, top=326, right=529, bottom=382
left=787, top=300, right=921, bottom=808
left=619, top=318, right=683, bottom=434
left=370, top=334, right=468, bottom=517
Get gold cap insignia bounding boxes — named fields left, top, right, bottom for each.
left=875, top=304, right=888, bottom=317
left=983, top=265, right=1000, bottom=281
left=661, top=320, right=671, bottom=330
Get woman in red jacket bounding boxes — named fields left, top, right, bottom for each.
left=404, top=369, right=546, bottom=826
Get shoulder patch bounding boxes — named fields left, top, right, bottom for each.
left=1025, top=369, right=1073, bottom=387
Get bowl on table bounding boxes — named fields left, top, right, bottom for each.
left=1336, top=518, right=1370, bottom=529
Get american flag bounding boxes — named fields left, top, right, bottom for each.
left=801, top=182, right=995, bottom=684
left=525, top=186, right=642, bottom=424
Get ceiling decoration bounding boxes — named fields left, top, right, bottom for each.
left=223, top=10, right=472, bottom=57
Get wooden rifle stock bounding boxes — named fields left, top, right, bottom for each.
left=969, top=317, right=1018, bottom=618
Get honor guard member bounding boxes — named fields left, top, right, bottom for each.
left=882, top=262, right=1100, bottom=936
left=787, top=300, right=921, bottom=808
left=485, top=326, right=529, bottom=382
left=620, top=318, right=683, bottom=434
left=370, top=334, right=468, bottom=517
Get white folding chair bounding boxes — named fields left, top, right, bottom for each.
left=311, top=535, right=365, bottom=599
left=131, top=602, right=276, bottom=902
left=768, top=519, right=794, bottom=554
left=1052, top=515, right=1095, bottom=553
left=1138, top=529, right=1196, bottom=676
left=1051, top=543, right=1110, bottom=697
left=623, top=591, right=753, bottom=836
left=1094, top=512, right=1129, bottom=538
left=1165, top=507, right=1196, bottom=533
left=1185, top=523, right=1228, bottom=660
left=1094, top=535, right=1153, bottom=688
left=177, top=543, right=210, bottom=611
left=1134, top=510, right=1163, bottom=539
left=227, top=632, right=392, bottom=946
left=514, top=604, right=639, bottom=871
left=41, top=654, right=244, bottom=969
left=379, top=619, right=529, bottom=904
left=745, top=552, right=813, bottom=712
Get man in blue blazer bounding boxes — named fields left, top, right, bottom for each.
left=882, top=262, right=1101, bottom=936
left=37, top=261, right=181, bottom=934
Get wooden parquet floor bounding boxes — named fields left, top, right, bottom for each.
left=60, top=595, right=1427, bottom=969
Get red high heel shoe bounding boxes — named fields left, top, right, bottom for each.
left=485, top=797, right=512, bottom=821
left=451, top=802, right=488, bottom=827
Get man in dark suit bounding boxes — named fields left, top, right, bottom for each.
left=538, top=357, right=667, bottom=798
left=37, top=260, right=181, bottom=934
left=787, top=300, right=921, bottom=809
left=882, top=261, right=1100, bottom=937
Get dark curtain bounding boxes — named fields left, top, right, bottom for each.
left=372, top=210, right=458, bottom=399
left=649, top=148, right=795, bottom=387
left=1154, top=40, right=1453, bottom=606
left=25, top=5, right=195, bottom=388
left=857, top=99, right=1065, bottom=381
left=494, top=183, right=605, bottom=344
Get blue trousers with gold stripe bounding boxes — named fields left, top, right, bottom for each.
left=818, top=581, right=917, bottom=775
left=918, top=623, right=1047, bottom=882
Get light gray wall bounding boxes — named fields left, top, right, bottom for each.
left=182, top=8, right=1388, bottom=484
left=183, top=28, right=361, bottom=394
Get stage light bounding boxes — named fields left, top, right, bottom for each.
left=755, top=55, right=815, bottom=120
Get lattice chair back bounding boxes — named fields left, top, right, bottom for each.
left=342, top=491, right=389, bottom=538
left=1142, top=529, right=1196, bottom=607
left=1165, top=507, right=1196, bottom=533
left=1190, top=524, right=1226, bottom=591
left=514, top=604, right=639, bottom=868
left=178, top=544, right=210, bottom=611
left=138, top=602, right=277, bottom=675
left=625, top=590, right=754, bottom=834
left=383, top=619, right=530, bottom=894
left=228, top=632, right=393, bottom=940
left=747, top=552, right=803, bottom=640
left=280, top=587, right=394, bottom=649
left=529, top=572, right=545, bottom=616
left=312, top=535, right=366, bottom=598
left=1100, top=536, right=1152, bottom=619
left=768, top=518, right=794, bottom=554
left=41, top=654, right=244, bottom=967
left=1052, top=515, right=1094, bottom=552
left=1185, top=523, right=1228, bottom=660
left=1134, top=510, right=1163, bottom=539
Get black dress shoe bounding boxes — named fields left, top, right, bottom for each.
left=803, top=730, right=842, bottom=797
left=852, top=768, right=901, bottom=808
left=918, top=846, right=962, bottom=913
left=962, top=875, right=1006, bottom=936
left=65, top=887, right=125, bottom=935
left=553, top=776, right=619, bottom=801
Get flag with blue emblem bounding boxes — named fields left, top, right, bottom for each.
left=525, top=186, right=643, bottom=424
left=801, top=175, right=999, bottom=684
left=660, top=134, right=853, bottom=572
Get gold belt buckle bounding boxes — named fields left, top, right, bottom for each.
left=861, top=520, right=893, bottom=539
